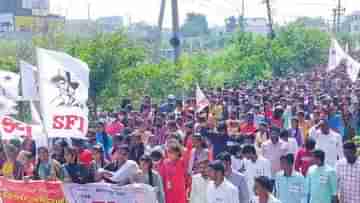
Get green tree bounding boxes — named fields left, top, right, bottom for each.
left=181, top=13, right=209, bottom=37
left=67, top=31, right=146, bottom=110
left=293, top=17, right=327, bottom=29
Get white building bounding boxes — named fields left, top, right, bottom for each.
left=97, top=16, right=124, bottom=33
left=244, top=18, right=269, bottom=35
left=348, top=11, right=360, bottom=33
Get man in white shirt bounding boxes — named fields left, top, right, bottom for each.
left=207, top=160, right=239, bottom=203
left=102, top=145, right=139, bottom=185
left=217, top=152, right=250, bottom=203
left=310, top=119, right=343, bottom=167
left=242, top=145, right=272, bottom=199
left=279, top=129, right=298, bottom=154
left=261, top=127, right=289, bottom=176
left=190, top=158, right=210, bottom=203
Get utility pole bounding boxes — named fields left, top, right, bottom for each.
left=239, top=0, right=245, bottom=31
left=87, top=2, right=91, bottom=21
left=333, top=0, right=345, bottom=33
left=170, top=0, right=181, bottom=63
left=264, top=0, right=275, bottom=39
left=153, top=0, right=166, bottom=63
left=332, top=8, right=337, bottom=33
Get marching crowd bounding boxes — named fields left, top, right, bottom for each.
left=0, top=65, right=359, bottom=203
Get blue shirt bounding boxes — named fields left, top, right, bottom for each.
left=328, top=114, right=344, bottom=137
left=306, top=165, right=337, bottom=203
left=96, top=132, right=112, bottom=158
left=275, top=171, right=306, bottom=203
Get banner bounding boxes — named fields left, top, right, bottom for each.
left=0, top=116, right=43, bottom=140
left=346, top=56, right=360, bottom=82
left=63, top=183, right=157, bottom=203
left=0, top=98, right=17, bottom=117
left=0, top=70, right=19, bottom=101
left=328, top=38, right=347, bottom=71
left=196, top=85, right=210, bottom=113
left=30, top=101, right=42, bottom=124
left=37, top=48, right=89, bottom=139
left=20, top=61, right=39, bottom=101
left=0, top=177, right=65, bottom=203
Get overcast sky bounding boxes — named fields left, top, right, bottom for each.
left=51, top=0, right=360, bottom=27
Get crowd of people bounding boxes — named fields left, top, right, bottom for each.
left=0, top=65, right=359, bottom=203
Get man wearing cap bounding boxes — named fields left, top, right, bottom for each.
left=103, top=145, right=139, bottom=185
left=159, top=95, right=176, bottom=113
left=207, top=160, right=239, bottom=203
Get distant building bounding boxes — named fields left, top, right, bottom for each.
left=347, top=11, right=360, bottom=33
left=97, top=16, right=124, bottom=32
left=64, top=19, right=97, bottom=38
left=244, top=18, right=269, bottom=35
left=0, top=0, right=63, bottom=35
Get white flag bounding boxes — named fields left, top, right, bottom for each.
left=196, top=85, right=210, bottom=113
left=0, top=70, right=19, bottom=116
left=328, top=38, right=347, bottom=71
left=0, top=70, right=19, bottom=100
left=346, top=56, right=360, bottom=82
left=0, top=97, right=17, bottom=116
left=20, top=61, right=39, bottom=100
left=345, top=43, right=349, bottom=53
left=37, top=48, right=89, bottom=139
left=30, top=101, right=42, bottom=124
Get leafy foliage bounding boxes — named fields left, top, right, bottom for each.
left=66, top=31, right=146, bottom=108
left=0, top=23, right=332, bottom=109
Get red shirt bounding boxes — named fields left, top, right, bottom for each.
left=159, top=150, right=191, bottom=203
left=294, top=148, right=314, bottom=176
left=271, top=118, right=283, bottom=128
left=265, top=110, right=273, bottom=120
left=240, top=122, right=257, bottom=135
left=105, top=121, right=124, bottom=136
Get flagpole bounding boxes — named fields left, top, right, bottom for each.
left=35, top=48, right=50, bottom=149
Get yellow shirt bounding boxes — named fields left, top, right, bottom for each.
left=2, top=161, right=14, bottom=178
left=299, top=120, right=310, bottom=140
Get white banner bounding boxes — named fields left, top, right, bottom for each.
left=20, top=61, right=39, bottom=101
left=0, top=70, right=19, bottom=101
left=63, top=183, right=157, bottom=203
left=346, top=56, right=360, bottom=82
left=0, top=116, right=43, bottom=140
left=328, top=38, right=347, bottom=71
left=37, top=48, right=89, bottom=139
left=196, top=84, right=210, bottom=113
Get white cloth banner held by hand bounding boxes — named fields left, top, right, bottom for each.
left=0, top=116, right=42, bottom=139
left=37, top=48, right=89, bottom=139
left=63, top=183, right=157, bottom=203
left=346, top=56, right=360, bottom=82
left=20, top=60, right=39, bottom=100
left=196, top=85, right=210, bottom=113
left=0, top=70, right=19, bottom=100
left=328, top=38, right=347, bottom=71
